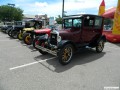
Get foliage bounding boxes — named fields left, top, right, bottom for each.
left=55, top=15, right=62, bottom=24
left=0, top=5, right=23, bottom=21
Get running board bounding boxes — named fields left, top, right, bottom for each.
left=35, top=45, right=57, bottom=56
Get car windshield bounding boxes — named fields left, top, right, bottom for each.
left=15, top=21, right=22, bottom=25
left=64, top=18, right=82, bottom=29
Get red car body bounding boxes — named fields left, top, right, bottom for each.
left=34, top=28, right=51, bottom=36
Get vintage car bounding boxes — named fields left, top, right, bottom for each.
left=8, top=21, right=25, bottom=38
left=1, top=22, right=14, bottom=33
left=35, top=14, right=106, bottom=65
left=17, top=20, right=42, bottom=40
left=8, top=20, right=42, bottom=39
left=22, top=25, right=56, bottom=45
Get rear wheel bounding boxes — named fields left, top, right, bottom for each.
left=96, top=39, right=104, bottom=53
left=58, top=44, right=73, bottom=65
left=23, top=33, right=33, bottom=45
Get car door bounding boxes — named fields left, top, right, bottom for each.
left=81, top=15, right=96, bottom=43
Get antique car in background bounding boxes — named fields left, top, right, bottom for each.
left=34, top=14, right=106, bottom=65
left=8, top=21, right=25, bottom=38
left=8, top=20, right=42, bottom=39
left=17, top=20, right=42, bottom=40
left=22, top=25, right=56, bottom=45
left=1, top=22, right=14, bottom=33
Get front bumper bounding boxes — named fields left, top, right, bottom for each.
left=35, top=45, right=57, bottom=56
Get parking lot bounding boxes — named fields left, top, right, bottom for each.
left=0, top=31, right=120, bottom=90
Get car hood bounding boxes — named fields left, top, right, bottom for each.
left=34, top=28, right=51, bottom=35
left=58, top=29, right=73, bottom=40
left=23, top=27, right=34, bottom=31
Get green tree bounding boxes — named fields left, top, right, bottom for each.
left=55, top=15, right=62, bottom=24
left=0, top=5, right=23, bottom=21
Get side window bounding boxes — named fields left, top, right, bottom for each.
left=73, top=19, right=82, bottom=28
left=94, top=17, right=102, bottom=29
left=84, top=16, right=94, bottom=27
left=64, top=19, right=72, bottom=28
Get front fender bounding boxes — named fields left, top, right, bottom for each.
left=58, top=40, right=76, bottom=49
left=97, top=35, right=106, bottom=43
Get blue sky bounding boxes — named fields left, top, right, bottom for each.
left=0, top=0, right=118, bottom=17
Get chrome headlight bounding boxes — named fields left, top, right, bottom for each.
left=44, top=34, right=49, bottom=39
left=57, top=36, right=61, bottom=42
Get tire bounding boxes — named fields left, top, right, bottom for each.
left=8, top=29, right=12, bottom=37
left=58, top=44, right=73, bottom=65
left=33, top=36, right=39, bottom=49
left=11, top=30, right=18, bottom=39
left=23, top=33, right=33, bottom=45
left=37, top=39, right=48, bottom=55
left=17, top=32, right=23, bottom=40
left=96, top=39, right=104, bottom=53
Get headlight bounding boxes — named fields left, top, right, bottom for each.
left=44, top=34, right=49, bottom=39
left=57, top=36, right=61, bottom=42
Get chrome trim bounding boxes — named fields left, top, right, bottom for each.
left=35, top=45, right=57, bottom=56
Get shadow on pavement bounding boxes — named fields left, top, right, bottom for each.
left=16, top=40, right=38, bottom=52
left=34, top=48, right=106, bottom=73
left=114, top=43, right=120, bottom=47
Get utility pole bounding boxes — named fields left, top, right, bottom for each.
left=62, top=0, right=64, bottom=28
left=62, top=0, right=64, bottom=18
left=7, top=3, right=15, bottom=21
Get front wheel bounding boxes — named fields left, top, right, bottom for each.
left=23, top=33, right=33, bottom=45
left=33, top=36, right=39, bottom=49
left=17, top=32, right=23, bottom=40
left=96, top=39, right=104, bottom=53
left=58, top=44, right=73, bottom=65
left=8, top=30, right=12, bottom=37
left=37, top=39, right=48, bottom=55
left=11, top=30, right=18, bottom=39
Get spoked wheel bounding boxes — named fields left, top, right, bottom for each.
left=23, top=33, right=33, bottom=45
left=96, top=39, right=104, bottom=53
left=33, top=36, right=39, bottom=49
left=17, top=32, right=23, bottom=40
left=11, top=30, right=18, bottom=39
left=38, top=41, right=48, bottom=55
left=58, top=44, right=73, bottom=65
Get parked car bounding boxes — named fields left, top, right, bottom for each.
left=17, top=20, right=42, bottom=40
left=8, top=21, right=25, bottom=38
left=8, top=20, right=42, bottom=39
left=22, top=25, right=56, bottom=45
left=1, top=22, right=14, bottom=33
left=34, top=14, right=106, bottom=65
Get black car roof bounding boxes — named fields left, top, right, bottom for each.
left=63, top=14, right=103, bottom=19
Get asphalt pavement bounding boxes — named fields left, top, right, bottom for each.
left=0, top=31, right=120, bottom=90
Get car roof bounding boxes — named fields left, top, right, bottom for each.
left=63, top=14, right=103, bottom=19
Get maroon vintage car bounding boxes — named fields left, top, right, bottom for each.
left=35, top=14, right=106, bottom=65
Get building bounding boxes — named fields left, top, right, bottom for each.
left=23, top=14, right=49, bottom=27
